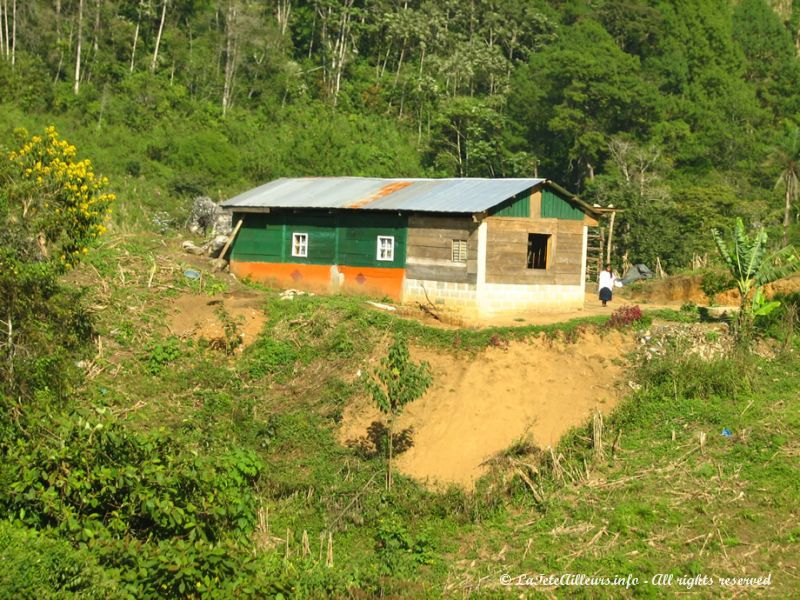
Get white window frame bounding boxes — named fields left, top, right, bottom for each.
left=291, top=232, right=308, bottom=258
left=376, top=235, right=395, bottom=262
left=451, top=239, right=468, bottom=263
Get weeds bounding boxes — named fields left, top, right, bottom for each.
left=214, top=305, right=244, bottom=355
left=144, top=336, right=181, bottom=374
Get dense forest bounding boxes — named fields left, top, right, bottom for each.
left=2, top=0, right=800, bottom=267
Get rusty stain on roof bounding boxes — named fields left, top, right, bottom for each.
left=346, top=181, right=413, bottom=209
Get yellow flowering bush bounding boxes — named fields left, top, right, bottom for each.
left=2, top=126, right=114, bottom=271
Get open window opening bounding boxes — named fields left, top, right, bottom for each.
left=527, top=233, right=550, bottom=269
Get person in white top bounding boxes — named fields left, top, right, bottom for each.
left=598, top=263, right=616, bottom=307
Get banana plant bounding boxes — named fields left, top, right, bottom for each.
left=712, top=218, right=800, bottom=344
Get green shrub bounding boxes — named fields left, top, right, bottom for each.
left=635, top=344, right=748, bottom=402
left=145, top=336, right=182, bottom=374
left=700, top=269, right=735, bottom=305
left=245, top=336, right=299, bottom=378
left=0, top=520, right=120, bottom=598
left=2, top=411, right=262, bottom=545
left=375, top=514, right=436, bottom=577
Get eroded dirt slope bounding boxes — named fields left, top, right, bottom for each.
left=340, top=330, right=633, bottom=488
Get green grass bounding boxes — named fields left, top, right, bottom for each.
left=29, top=232, right=799, bottom=597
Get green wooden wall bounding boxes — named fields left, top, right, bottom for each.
left=489, top=191, right=531, bottom=217
left=541, top=188, right=584, bottom=220
left=231, top=210, right=408, bottom=268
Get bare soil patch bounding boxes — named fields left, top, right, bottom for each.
left=340, top=330, right=633, bottom=488
left=620, top=274, right=800, bottom=305
left=167, top=291, right=266, bottom=349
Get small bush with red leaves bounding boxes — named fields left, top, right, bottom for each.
left=607, top=305, right=645, bottom=329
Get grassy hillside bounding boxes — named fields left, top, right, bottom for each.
left=1, top=231, right=796, bottom=597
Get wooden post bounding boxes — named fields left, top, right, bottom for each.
left=655, top=256, right=666, bottom=279
left=218, top=218, right=243, bottom=261
left=598, top=225, right=605, bottom=271
left=212, top=218, right=244, bottom=271
left=605, top=210, right=616, bottom=266
left=592, top=410, right=604, bottom=461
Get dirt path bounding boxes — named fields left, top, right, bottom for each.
left=340, top=330, right=633, bottom=488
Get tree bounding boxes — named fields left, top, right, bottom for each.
left=507, top=18, right=657, bottom=188
left=712, top=218, right=800, bottom=345
left=769, top=126, right=800, bottom=247
left=0, top=126, right=114, bottom=399
left=367, top=336, right=431, bottom=491
left=733, top=0, right=800, bottom=118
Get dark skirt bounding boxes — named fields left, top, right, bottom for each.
left=599, top=287, right=612, bottom=302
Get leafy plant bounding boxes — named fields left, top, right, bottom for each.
left=607, top=305, right=645, bottom=328
left=700, top=269, right=734, bottom=305
left=214, top=305, right=244, bottom=355
left=367, top=336, right=431, bottom=491
left=375, top=515, right=436, bottom=577
left=712, top=218, right=800, bottom=344
left=145, top=337, right=181, bottom=374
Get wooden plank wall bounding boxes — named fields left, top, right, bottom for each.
left=485, top=217, right=583, bottom=285
left=406, top=215, right=478, bottom=283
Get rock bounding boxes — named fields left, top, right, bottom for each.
left=187, top=196, right=230, bottom=235
left=210, top=258, right=228, bottom=272
left=205, top=234, right=229, bottom=257
left=279, top=288, right=315, bottom=300
left=211, top=211, right=232, bottom=236
left=182, top=240, right=205, bottom=255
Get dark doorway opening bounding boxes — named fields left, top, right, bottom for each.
left=527, top=234, right=550, bottom=269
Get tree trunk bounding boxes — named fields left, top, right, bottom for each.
left=330, top=0, right=353, bottom=106
left=386, top=417, right=394, bottom=491
left=130, top=10, right=140, bottom=73
left=2, top=0, right=9, bottom=59
left=0, top=1, right=5, bottom=60
left=222, top=0, right=238, bottom=116
left=10, top=0, right=15, bottom=66
left=606, top=211, right=616, bottom=265
left=74, top=0, right=84, bottom=95
left=4, top=314, right=12, bottom=381
left=53, top=0, right=63, bottom=81
left=150, top=0, right=167, bottom=73
left=90, top=0, right=101, bottom=73
left=96, top=83, right=108, bottom=129
left=783, top=182, right=793, bottom=247
left=276, top=0, right=291, bottom=36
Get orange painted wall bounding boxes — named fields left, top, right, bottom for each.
left=337, top=265, right=405, bottom=300
left=231, top=262, right=333, bottom=293
left=230, top=261, right=406, bottom=301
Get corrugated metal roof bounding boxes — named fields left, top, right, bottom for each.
left=221, top=177, right=552, bottom=214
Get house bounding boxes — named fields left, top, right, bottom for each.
left=220, top=177, right=603, bottom=318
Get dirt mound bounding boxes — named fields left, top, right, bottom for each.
left=620, top=274, right=800, bottom=305
left=340, top=331, right=633, bottom=488
left=167, top=291, right=266, bottom=349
